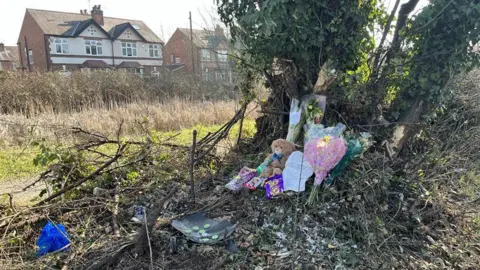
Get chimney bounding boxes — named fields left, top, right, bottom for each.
left=91, top=5, right=104, bottom=25
left=0, top=43, right=4, bottom=52
left=214, top=25, right=224, bottom=37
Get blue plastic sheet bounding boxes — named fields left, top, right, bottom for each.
left=36, top=221, right=70, bottom=256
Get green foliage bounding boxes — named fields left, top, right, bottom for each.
left=389, top=0, right=480, bottom=113
left=217, top=0, right=383, bottom=83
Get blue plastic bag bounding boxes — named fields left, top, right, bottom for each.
left=36, top=221, right=70, bottom=256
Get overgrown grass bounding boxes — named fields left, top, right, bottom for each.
left=0, top=119, right=256, bottom=182
left=0, top=70, right=238, bottom=116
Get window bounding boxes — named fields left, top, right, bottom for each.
left=215, top=69, right=230, bottom=82
left=121, top=42, right=137, bottom=57
left=149, top=44, right=160, bottom=58
left=25, top=49, right=33, bottom=65
left=85, top=40, right=103, bottom=55
left=217, top=50, right=228, bottom=62
left=175, top=57, right=181, bottom=64
left=203, top=68, right=211, bottom=81
left=201, top=49, right=210, bottom=61
left=54, top=38, right=69, bottom=54
left=170, top=54, right=174, bottom=63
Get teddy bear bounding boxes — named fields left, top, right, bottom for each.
left=259, top=138, right=296, bottom=178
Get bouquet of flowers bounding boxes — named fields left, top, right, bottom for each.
left=304, top=132, right=347, bottom=205
left=301, top=95, right=327, bottom=132
left=286, top=98, right=303, bottom=143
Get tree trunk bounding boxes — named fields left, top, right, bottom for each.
left=252, top=67, right=300, bottom=149
left=388, top=97, right=425, bottom=158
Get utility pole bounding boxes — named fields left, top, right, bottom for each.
left=24, top=36, right=31, bottom=72
left=189, top=11, right=196, bottom=75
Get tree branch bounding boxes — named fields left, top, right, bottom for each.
left=373, top=0, right=401, bottom=73
left=387, top=0, right=420, bottom=63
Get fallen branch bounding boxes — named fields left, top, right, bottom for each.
left=134, top=185, right=178, bottom=256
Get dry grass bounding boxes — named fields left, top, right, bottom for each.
left=0, top=99, right=248, bottom=147
left=0, top=70, right=238, bottom=116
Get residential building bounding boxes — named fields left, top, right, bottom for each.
left=17, top=5, right=164, bottom=74
left=164, top=25, right=234, bottom=83
left=0, top=43, right=20, bottom=71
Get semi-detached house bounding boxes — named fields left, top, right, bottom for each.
left=17, top=5, right=164, bottom=74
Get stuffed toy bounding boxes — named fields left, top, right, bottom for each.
left=259, top=139, right=296, bottom=178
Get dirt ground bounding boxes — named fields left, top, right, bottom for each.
left=0, top=177, right=44, bottom=206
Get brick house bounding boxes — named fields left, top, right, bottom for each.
left=0, top=43, right=20, bottom=71
left=164, top=25, right=234, bottom=83
left=17, top=5, right=164, bottom=74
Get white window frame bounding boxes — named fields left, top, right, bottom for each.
left=25, top=49, right=33, bottom=65
left=203, top=68, right=211, bottom=81
left=54, top=38, right=69, bottom=54
left=85, top=40, right=103, bottom=56
left=217, top=50, right=228, bottom=62
left=121, top=42, right=137, bottom=57
left=215, top=69, right=230, bottom=82
left=149, top=44, right=160, bottom=58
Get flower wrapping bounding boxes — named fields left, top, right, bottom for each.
left=304, top=136, right=347, bottom=185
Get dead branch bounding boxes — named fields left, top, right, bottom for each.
left=87, top=242, right=134, bottom=270
left=134, top=186, right=178, bottom=256
left=112, top=183, right=120, bottom=237
left=195, top=104, right=247, bottom=162
left=189, top=130, right=198, bottom=203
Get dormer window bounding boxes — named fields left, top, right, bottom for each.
left=54, top=38, right=69, bottom=54
left=122, top=42, right=137, bottom=57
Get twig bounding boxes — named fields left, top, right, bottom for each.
left=88, top=242, right=134, bottom=270
left=8, top=193, right=16, bottom=213
left=112, top=183, right=120, bottom=237
left=190, top=130, right=197, bottom=204
left=377, top=234, right=396, bottom=251
left=45, top=216, right=71, bottom=247
left=1, top=213, right=20, bottom=241
left=144, top=210, right=154, bottom=270
left=134, top=186, right=178, bottom=256
left=21, top=170, right=52, bottom=191
left=237, top=109, right=245, bottom=145
left=257, top=110, right=289, bottom=115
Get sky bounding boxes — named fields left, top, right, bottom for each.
left=0, top=0, right=429, bottom=46
left=0, top=0, right=218, bottom=45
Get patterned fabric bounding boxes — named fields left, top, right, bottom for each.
left=304, top=136, right=347, bottom=185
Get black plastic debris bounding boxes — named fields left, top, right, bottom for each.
left=171, top=212, right=236, bottom=244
